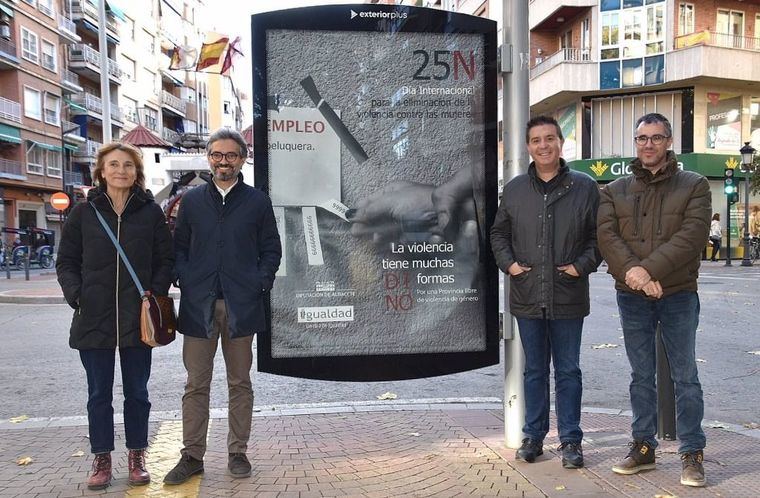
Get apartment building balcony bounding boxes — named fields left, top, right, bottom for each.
left=111, top=106, right=124, bottom=126
left=68, top=44, right=121, bottom=84
left=0, top=96, right=22, bottom=124
left=70, top=0, right=120, bottom=43
left=0, top=158, right=25, bottom=180
left=72, top=138, right=102, bottom=161
left=160, top=90, right=186, bottom=116
left=669, top=31, right=760, bottom=85
left=185, top=101, right=198, bottom=122
left=529, top=48, right=597, bottom=106
left=69, top=92, right=102, bottom=118
left=528, top=0, right=595, bottom=31
left=68, top=93, right=123, bottom=128
left=64, top=170, right=84, bottom=186
left=61, top=120, right=85, bottom=144
left=58, top=16, right=82, bottom=43
left=162, top=127, right=181, bottom=145
left=60, top=68, right=84, bottom=94
left=0, top=37, right=19, bottom=69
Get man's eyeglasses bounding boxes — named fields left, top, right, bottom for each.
left=634, top=134, right=670, bottom=146
left=208, top=151, right=240, bottom=162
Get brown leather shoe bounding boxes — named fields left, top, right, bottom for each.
left=128, top=449, right=151, bottom=486
left=87, top=453, right=112, bottom=490
left=680, top=450, right=706, bottom=487
left=611, top=440, right=656, bottom=475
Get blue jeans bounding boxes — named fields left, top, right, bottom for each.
left=516, top=316, right=583, bottom=444
left=79, top=348, right=152, bottom=454
left=617, top=290, right=706, bottom=454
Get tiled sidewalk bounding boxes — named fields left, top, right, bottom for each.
left=2, top=402, right=759, bottom=497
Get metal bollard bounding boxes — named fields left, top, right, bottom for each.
left=656, top=323, right=676, bottom=440
left=24, top=251, right=30, bottom=281
left=3, top=250, right=9, bottom=280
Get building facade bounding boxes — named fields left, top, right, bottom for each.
left=1, top=0, right=245, bottom=245
left=1, top=0, right=80, bottom=237
left=426, top=0, right=760, bottom=253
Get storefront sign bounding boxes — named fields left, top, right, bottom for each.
left=252, top=4, right=499, bottom=380
left=571, top=153, right=745, bottom=181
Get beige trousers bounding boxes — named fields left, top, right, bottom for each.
left=181, top=300, right=254, bottom=459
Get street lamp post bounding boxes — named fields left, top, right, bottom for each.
left=740, top=141, right=756, bottom=267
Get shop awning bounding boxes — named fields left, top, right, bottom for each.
left=27, top=140, right=63, bottom=152
left=105, top=0, right=126, bottom=22
left=0, top=123, right=21, bottom=144
left=0, top=3, right=14, bottom=18
left=64, top=143, right=79, bottom=151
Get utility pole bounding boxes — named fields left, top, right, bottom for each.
left=502, top=0, right=531, bottom=449
left=98, top=0, right=112, bottom=143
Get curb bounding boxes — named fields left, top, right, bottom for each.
left=0, top=293, right=66, bottom=304
left=0, top=289, right=181, bottom=305
left=2, top=399, right=758, bottom=440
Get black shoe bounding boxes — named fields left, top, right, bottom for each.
left=516, top=438, right=543, bottom=463
left=228, top=453, right=251, bottom=478
left=559, top=441, right=584, bottom=469
left=163, top=454, right=204, bottom=485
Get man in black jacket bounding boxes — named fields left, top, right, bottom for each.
left=490, top=116, right=601, bottom=469
left=164, top=128, right=282, bottom=484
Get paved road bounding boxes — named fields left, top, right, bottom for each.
left=1, top=266, right=758, bottom=427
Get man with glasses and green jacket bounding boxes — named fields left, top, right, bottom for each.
left=598, top=113, right=711, bottom=487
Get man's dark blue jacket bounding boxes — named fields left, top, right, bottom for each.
left=174, top=173, right=282, bottom=338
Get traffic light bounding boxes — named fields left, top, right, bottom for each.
left=724, top=168, right=736, bottom=195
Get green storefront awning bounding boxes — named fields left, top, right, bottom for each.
left=569, top=152, right=749, bottom=182
left=64, top=143, right=79, bottom=151
left=0, top=3, right=14, bottom=18
left=0, top=123, right=21, bottom=144
left=27, top=140, right=63, bottom=152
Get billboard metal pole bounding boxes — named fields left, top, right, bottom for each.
left=502, top=0, right=530, bottom=449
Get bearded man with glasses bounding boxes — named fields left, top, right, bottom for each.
left=597, top=113, right=711, bottom=488
left=164, top=128, right=282, bottom=484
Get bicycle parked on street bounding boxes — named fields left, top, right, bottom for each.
left=750, top=236, right=760, bottom=264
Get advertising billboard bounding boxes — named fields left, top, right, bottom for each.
left=252, top=4, right=499, bottom=380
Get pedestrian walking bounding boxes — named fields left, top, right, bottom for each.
left=597, top=113, right=711, bottom=487
left=709, top=213, right=722, bottom=261
left=490, top=116, right=602, bottom=469
left=56, top=142, right=174, bottom=490
left=164, top=128, right=282, bottom=484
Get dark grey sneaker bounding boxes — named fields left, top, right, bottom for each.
left=612, top=440, right=656, bottom=475
left=228, top=453, right=251, bottom=478
left=680, top=450, right=706, bottom=487
left=163, top=454, right=204, bottom=485
left=515, top=438, right=543, bottom=463
left=559, top=441, right=584, bottom=469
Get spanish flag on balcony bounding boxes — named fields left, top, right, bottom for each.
left=196, top=33, right=229, bottom=72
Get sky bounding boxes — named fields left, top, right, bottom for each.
left=209, top=0, right=352, bottom=124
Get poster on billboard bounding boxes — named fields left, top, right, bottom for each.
left=252, top=4, right=499, bottom=380
left=706, top=93, right=742, bottom=150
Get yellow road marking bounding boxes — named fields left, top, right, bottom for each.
left=125, top=419, right=209, bottom=497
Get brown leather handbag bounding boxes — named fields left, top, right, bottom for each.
left=139, top=292, right=177, bottom=347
